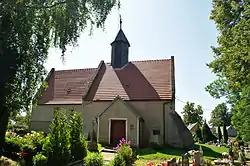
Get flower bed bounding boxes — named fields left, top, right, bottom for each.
left=4, top=130, right=46, bottom=165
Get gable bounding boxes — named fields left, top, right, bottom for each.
left=98, top=96, right=142, bottom=119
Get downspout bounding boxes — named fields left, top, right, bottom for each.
left=163, top=102, right=168, bottom=146
left=163, top=56, right=175, bottom=146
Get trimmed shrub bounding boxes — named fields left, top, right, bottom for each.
left=84, top=152, right=104, bottom=166
left=218, top=126, right=222, bottom=143
left=195, top=127, right=202, bottom=142
left=42, top=108, right=71, bottom=166
left=69, top=109, right=88, bottom=161
left=33, top=153, right=47, bottom=166
left=201, top=122, right=217, bottom=143
left=223, top=124, right=228, bottom=144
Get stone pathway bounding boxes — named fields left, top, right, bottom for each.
left=101, top=148, right=116, bottom=164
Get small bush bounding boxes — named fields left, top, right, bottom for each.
left=84, top=152, right=104, bottom=166
left=110, top=154, right=126, bottom=166
left=33, top=153, right=47, bottom=166
left=113, top=138, right=136, bottom=166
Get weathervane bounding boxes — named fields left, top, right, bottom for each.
left=119, top=14, right=122, bottom=29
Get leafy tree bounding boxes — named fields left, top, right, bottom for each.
left=11, top=111, right=31, bottom=128
left=43, top=108, right=71, bottom=166
left=217, top=125, right=222, bottom=143
left=232, top=85, right=250, bottom=142
left=182, top=102, right=203, bottom=125
left=0, top=0, right=119, bottom=148
left=223, top=123, right=228, bottom=144
left=206, top=0, right=250, bottom=141
left=69, top=108, right=87, bottom=162
left=201, top=121, right=216, bottom=143
left=209, top=103, right=232, bottom=127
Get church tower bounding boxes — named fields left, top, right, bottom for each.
left=111, top=16, right=130, bottom=68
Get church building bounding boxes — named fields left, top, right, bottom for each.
left=30, top=20, right=193, bottom=148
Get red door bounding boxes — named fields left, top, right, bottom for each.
left=110, top=120, right=126, bottom=146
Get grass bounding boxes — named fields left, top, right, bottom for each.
left=134, top=143, right=229, bottom=165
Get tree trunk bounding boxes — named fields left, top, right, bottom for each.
left=0, top=14, right=20, bottom=151
left=0, top=51, right=19, bottom=151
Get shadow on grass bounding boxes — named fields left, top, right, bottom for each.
left=134, top=144, right=223, bottom=160
left=194, top=144, right=222, bottom=159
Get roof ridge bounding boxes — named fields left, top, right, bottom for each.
left=82, top=60, right=105, bottom=101
left=105, top=58, right=171, bottom=65
left=131, top=59, right=171, bottom=63
left=55, top=68, right=97, bottom=73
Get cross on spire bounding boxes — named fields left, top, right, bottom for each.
left=119, top=14, right=122, bottom=29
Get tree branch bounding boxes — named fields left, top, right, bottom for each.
left=25, top=1, right=66, bottom=9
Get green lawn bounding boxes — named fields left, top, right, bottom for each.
left=134, top=144, right=228, bottom=165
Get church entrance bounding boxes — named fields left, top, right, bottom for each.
left=110, top=119, right=126, bottom=146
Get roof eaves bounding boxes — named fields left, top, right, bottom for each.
left=82, top=60, right=105, bottom=101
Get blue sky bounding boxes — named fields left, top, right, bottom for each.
left=45, top=0, right=224, bottom=121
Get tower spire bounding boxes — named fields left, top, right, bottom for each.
left=119, top=14, right=122, bottom=29
left=110, top=16, right=130, bottom=69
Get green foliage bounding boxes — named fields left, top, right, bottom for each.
left=207, top=0, right=250, bottom=142
left=195, top=127, right=203, bottom=142
left=201, top=122, right=217, bottom=143
left=11, top=111, right=31, bottom=129
left=232, top=85, right=250, bottom=142
left=218, top=126, right=222, bottom=143
left=5, top=130, right=45, bottom=153
left=33, top=153, right=47, bottom=166
left=69, top=108, right=87, bottom=161
left=111, top=154, right=126, bottom=166
left=223, top=124, right=228, bottom=144
left=42, top=108, right=71, bottom=166
left=84, top=152, right=104, bottom=166
left=112, top=138, right=136, bottom=166
left=117, top=145, right=135, bottom=166
left=182, top=102, right=203, bottom=125
left=5, top=131, right=22, bottom=153
left=0, top=0, right=119, bottom=149
left=4, top=131, right=46, bottom=166
left=235, top=135, right=244, bottom=146
left=209, top=103, right=232, bottom=127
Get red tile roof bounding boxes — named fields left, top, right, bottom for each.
left=38, top=58, right=174, bottom=104
left=38, top=68, right=97, bottom=104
